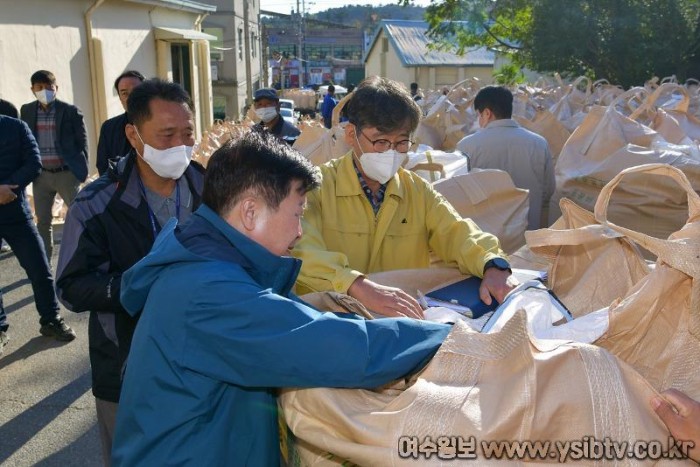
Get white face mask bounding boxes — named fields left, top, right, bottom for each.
left=357, top=148, right=405, bottom=184
left=255, top=107, right=278, bottom=123
left=35, top=89, right=56, bottom=106
left=135, top=129, right=192, bottom=180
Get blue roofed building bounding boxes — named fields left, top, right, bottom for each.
left=364, top=20, right=503, bottom=91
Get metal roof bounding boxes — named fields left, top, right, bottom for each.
left=365, top=20, right=494, bottom=67
left=125, top=0, right=216, bottom=14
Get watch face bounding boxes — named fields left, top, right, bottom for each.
left=493, top=258, right=510, bottom=270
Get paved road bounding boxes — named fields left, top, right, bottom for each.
left=0, top=248, right=102, bottom=466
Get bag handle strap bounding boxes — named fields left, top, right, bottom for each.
left=331, top=92, right=354, bottom=127
left=610, top=86, right=650, bottom=114
left=660, top=74, right=678, bottom=85
left=410, top=163, right=445, bottom=181
left=685, top=78, right=700, bottom=87
left=629, top=83, right=690, bottom=120
left=445, top=77, right=480, bottom=100
left=570, top=76, right=592, bottom=98
left=593, top=163, right=700, bottom=278
left=595, top=164, right=700, bottom=339
left=578, top=87, right=651, bottom=155
left=526, top=224, right=625, bottom=263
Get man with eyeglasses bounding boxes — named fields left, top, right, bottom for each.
left=292, top=76, right=513, bottom=318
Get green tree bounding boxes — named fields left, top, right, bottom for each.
left=493, top=63, right=525, bottom=85
left=400, top=0, right=700, bottom=88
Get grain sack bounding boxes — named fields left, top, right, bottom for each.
left=593, top=164, right=700, bottom=400
left=293, top=94, right=352, bottom=166
left=526, top=198, right=649, bottom=317
left=433, top=169, right=529, bottom=254
left=281, top=312, right=670, bottom=466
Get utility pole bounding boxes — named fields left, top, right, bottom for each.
left=259, top=10, right=267, bottom=88
left=301, top=0, right=307, bottom=87
left=243, top=0, right=253, bottom=104
left=297, top=0, right=304, bottom=87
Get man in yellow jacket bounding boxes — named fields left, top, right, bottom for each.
left=292, top=76, right=513, bottom=318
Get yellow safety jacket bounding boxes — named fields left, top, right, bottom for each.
left=293, top=152, right=505, bottom=295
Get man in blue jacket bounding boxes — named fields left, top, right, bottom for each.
left=0, top=115, right=76, bottom=347
left=321, top=84, right=337, bottom=128
left=112, top=131, right=452, bottom=466
left=56, top=79, right=204, bottom=466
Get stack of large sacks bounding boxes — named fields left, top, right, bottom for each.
left=191, top=120, right=253, bottom=168
left=549, top=82, right=700, bottom=242
left=198, top=76, right=700, bottom=259
left=408, top=76, right=700, bottom=247
left=280, top=164, right=700, bottom=466
left=281, top=88, right=317, bottom=111
left=413, top=79, right=481, bottom=151
left=291, top=93, right=353, bottom=166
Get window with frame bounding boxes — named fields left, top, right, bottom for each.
left=238, top=28, right=243, bottom=60
left=333, top=45, right=362, bottom=60
left=275, top=45, right=297, bottom=59
left=306, top=45, right=331, bottom=61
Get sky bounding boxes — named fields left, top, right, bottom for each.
left=260, top=0, right=431, bottom=15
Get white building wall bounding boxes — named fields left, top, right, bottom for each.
left=0, top=0, right=215, bottom=173
left=0, top=0, right=93, bottom=148
left=90, top=2, right=159, bottom=119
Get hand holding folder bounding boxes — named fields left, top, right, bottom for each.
left=422, top=276, right=498, bottom=319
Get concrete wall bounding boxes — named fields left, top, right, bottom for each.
left=0, top=0, right=94, bottom=150
left=0, top=0, right=214, bottom=174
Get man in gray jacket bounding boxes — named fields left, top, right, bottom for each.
left=457, top=86, right=555, bottom=230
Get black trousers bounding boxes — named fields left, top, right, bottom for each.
left=0, top=219, right=61, bottom=330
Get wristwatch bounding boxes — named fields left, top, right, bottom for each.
left=483, top=257, right=511, bottom=274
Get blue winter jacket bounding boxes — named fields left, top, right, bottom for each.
left=112, top=204, right=451, bottom=466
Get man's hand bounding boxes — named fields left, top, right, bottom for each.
left=0, top=185, right=18, bottom=205
left=652, top=389, right=700, bottom=462
left=347, top=276, right=424, bottom=319
left=479, top=268, right=515, bottom=305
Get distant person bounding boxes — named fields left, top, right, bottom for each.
left=410, top=82, right=423, bottom=102
left=111, top=131, right=453, bottom=465
left=456, top=85, right=555, bottom=230
left=0, top=115, right=77, bottom=347
left=0, top=98, right=18, bottom=118
left=96, top=70, right=145, bottom=175
left=292, top=77, right=513, bottom=318
left=251, top=88, right=300, bottom=145
left=321, top=84, right=337, bottom=128
left=20, top=70, right=88, bottom=261
left=56, top=79, right=205, bottom=466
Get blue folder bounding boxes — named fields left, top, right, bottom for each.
left=425, top=276, right=498, bottom=319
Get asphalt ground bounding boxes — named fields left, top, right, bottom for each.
left=0, top=246, right=102, bottom=466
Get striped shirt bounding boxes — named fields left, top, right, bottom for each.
left=36, top=104, right=64, bottom=169
left=353, top=159, right=386, bottom=215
